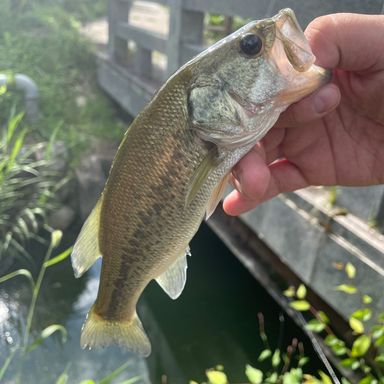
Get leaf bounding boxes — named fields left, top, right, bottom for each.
left=318, top=370, right=332, bottom=384
left=374, top=335, right=384, bottom=347
left=27, top=324, right=67, bottom=352
left=317, top=311, right=329, bottom=324
left=349, top=318, right=365, bottom=334
left=44, top=247, right=72, bottom=268
left=298, top=357, right=309, bottom=367
left=374, top=355, right=384, bottom=365
left=345, top=262, right=356, bottom=279
left=284, top=286, right=296, bottom=298
left=272, top=349, right=281, bottom=367
left=305, top=319, right=326, bottom=333
left=55, top=372, right=68, bottom=384
left=341, top=378, right=352, bottom=384
left=336, top=284, right=357, bottom=294
left=351, top=308, right=372, bottom=322
left=351, top=335, right=371, bottom=357
left=324, top=335, right=347, bottom=355
left=245, top=365, right=263, bottom=384
left=296, top=284, right=307, bottom=299
left=290, top=300, right=311, bottom=311
left=79, top=381, right=95, bottom=384
left=372, top=326, right=384, bottom=339
left=0, top=268, right=34, bottom=289
left=282, top=368, right=303, bottom=384
left=324, top=335, right=338, bottom=346
left=206, top=370, right=227, bottom=384
left=341, top=358, right=359, bottom=369
left=362, top=295, right=373, bottom=304
left=258, top=348, right=271, bottom=362
left=358, top=375, right=378, bottom=384
left=266, top=372, right=278, bottom=383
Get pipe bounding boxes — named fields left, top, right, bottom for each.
left=0, top=73, right=39, bottom=124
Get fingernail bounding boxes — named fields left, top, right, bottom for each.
left=314, top=85, right=339, bottom=114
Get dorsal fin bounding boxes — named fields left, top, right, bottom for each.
left=71, top=197, right=103, bottom=278
left=156, top=247, right=191, bottom=299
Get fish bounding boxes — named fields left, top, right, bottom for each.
left=71, top=8, right=330, bottom=357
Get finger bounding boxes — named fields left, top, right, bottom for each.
left=223, top=159, right=309, bottom=216
left=306, top=13, right=384, bottom=71
left=275, top=83, right=340, bottom=128
left=231, top=145, right=270, bottom=200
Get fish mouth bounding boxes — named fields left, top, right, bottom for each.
left=272, top=8, right=332, bottom=104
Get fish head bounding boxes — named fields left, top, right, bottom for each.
left=188, top=8, right=331, bottom=149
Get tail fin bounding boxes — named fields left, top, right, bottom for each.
left=80, top=307, right=151, bottom=357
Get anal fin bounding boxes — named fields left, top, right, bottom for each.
left=71, top=197, right=103, bottom=278
left=156, top=247, right=191, bottom=300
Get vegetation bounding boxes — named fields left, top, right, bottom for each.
left=0, top=0, right=124, bottom=152
left=0, top=231, right=141, bottom=384
left=284, top=262, right=384, bottom=384
left=191, top=313, right=337, bottom=384
left=0, top=106, right=62, bottom=262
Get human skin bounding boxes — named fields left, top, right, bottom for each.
left=223, top=13, right=384, bottom=216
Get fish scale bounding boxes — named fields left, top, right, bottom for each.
left=71, top=8, right=330, bottom=356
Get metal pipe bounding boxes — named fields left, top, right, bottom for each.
left=0, top=73, right=39, bottom=124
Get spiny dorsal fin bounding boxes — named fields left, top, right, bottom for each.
left=186, top=148, right=220, bottom=207
left=156, top=247, right=191, bottom=300
left=206, top=173, right=230, bottom=220
left=71, top=197, right=103, bottom=278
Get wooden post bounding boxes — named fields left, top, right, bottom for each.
left=108, top=0, right=131, bottom=64
left=134, top=47, right=152, bottom=77
left=166, top=0, right=204, bottom=79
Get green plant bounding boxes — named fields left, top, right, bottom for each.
left=191, top=313, right=335, bottom=384
left=0, top=1, right=124, bottom=152
left=0, top=230, right=70, bottom=381
left=0, top=230, right=141, bottom=384
left=285, top=263, right=384, bottom=384
left=0, top=109, right=62, bottom=261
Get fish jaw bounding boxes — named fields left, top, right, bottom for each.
left=269, top=8, right=331, bottom=106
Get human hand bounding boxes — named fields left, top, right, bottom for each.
left=223, top=13, right=384, bottom=216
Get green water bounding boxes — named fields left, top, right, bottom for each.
left=0, top=222, right=323, bottom=383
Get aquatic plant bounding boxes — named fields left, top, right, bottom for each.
left=284, top=263, right=384, bottom=384
left=190, top=314, right=336, bottom=384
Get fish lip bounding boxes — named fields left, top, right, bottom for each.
left=273, top=8, right=316, bottom=73
left=277, top=66, right=332, bottom=105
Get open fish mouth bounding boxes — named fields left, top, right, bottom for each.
left=272, top=9, right=331, bottom=104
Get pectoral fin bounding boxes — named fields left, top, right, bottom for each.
left=186, top=148, right=220, bottom=207
left=71, top=197, right=103, bottom=278
left=205, top=173, right=230, bottom=219
left=156, top=247, right=191, bottom=299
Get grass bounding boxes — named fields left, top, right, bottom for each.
left=0, top=0, right=125, bottom=154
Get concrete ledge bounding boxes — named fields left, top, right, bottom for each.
left=239, top=187, right=384, bottom=321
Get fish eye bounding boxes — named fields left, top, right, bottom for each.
left=239, top=33, right=263, bottom=56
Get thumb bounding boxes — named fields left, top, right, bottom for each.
left=305, top=13, right=384, bottom=72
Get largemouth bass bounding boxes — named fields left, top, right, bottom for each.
left=71, top=8, right=330, bottom=356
